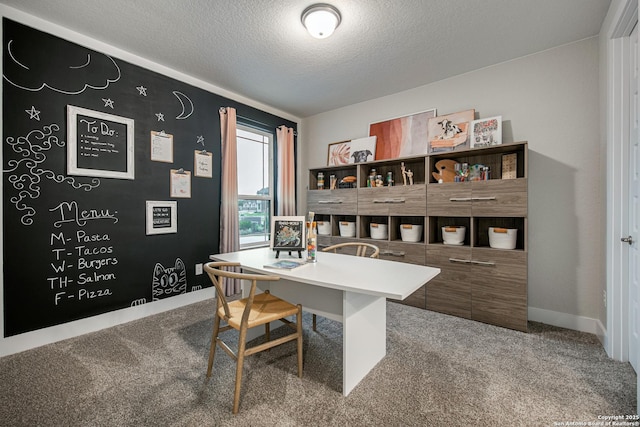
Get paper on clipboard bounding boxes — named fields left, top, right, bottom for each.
left=151, top=130, right=173, bottom=163
left=194, top=150, right=213, bottom=178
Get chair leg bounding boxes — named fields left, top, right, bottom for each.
left=296, top=305, right=303, bottom=378
left=312, top=314, right=317, bottom=331
left=207, top=314, right=221, bottom=377
left=233, top=325, right=248, bottom=414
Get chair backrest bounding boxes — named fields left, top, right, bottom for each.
left=204, top=261, right=280, bottom=322
left=321, top=242, right=380, bottom=258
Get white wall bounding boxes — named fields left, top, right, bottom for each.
left=301, top=37, right=604, bottom=334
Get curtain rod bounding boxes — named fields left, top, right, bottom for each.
left=220, top=107, right=297, bottom=136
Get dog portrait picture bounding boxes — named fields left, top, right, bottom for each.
left=427, top=109, right=475, bottom=153
left=347, top=136, right=377, bottom=164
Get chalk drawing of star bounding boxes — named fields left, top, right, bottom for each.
left=156, top=113, right=165, bottom=122
left=196, top=135, right=205, bottom=146
left=25, top=106, right=40, bottom=121
left=136, top=85, right=147, bottom=96
left=102, top=98, right=114, bottom=109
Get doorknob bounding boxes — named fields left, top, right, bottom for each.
left=621, top=236, right=634, bottom=245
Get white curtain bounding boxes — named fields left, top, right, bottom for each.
left=219, top=107, right=241, bottom=295
left=276, top=126, right=296, bottom=215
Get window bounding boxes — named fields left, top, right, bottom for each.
left=237, top=125, right=273, bottom=248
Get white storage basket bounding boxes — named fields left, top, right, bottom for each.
left=316, top=221, right=331, bottom=235
left=369, top=223, right=388, bottom=240
left=442, top=226, right=466, bottom=245
left=488, top=227, right=517, bottom=249
left=339, top=221, right=356, bottom=237
left=400, top=224, right=423, bottom=242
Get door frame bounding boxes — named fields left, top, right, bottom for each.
left=605, top=0, right=638, bottom=362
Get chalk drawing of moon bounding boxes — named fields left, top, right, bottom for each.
left=173, top=91, right=194, bottom=120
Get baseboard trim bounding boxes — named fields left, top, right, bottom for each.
left=0, top=288, right=215, bottom=358
left=528, top=307, right=606, bottom=344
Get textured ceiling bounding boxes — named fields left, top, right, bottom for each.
left=1, top=0, right=611, bottom=118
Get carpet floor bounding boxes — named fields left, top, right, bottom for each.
left=0, top=300, right=636, bottom=426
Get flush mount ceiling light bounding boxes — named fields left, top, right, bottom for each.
left=301, top=3, right=341, bottom=39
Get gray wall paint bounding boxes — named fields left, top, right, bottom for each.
left=301, top=37, right=602, bottom=323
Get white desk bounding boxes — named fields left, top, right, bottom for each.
left=210, top=247, right=440, bottom=395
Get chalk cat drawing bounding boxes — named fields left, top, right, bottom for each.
left=152, top=258, right=187, bottom=301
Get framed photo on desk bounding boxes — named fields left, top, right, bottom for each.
left=271, top=216, right=305, bottom=251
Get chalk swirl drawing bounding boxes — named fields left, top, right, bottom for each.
left=173, top=91, right=194, bottom=119
left=152, top=258, right=187, bottom=301
left=4, top=39, right=121, bottom=94
left=3, top=124, right=100, bottom=225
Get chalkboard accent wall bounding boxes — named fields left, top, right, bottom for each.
left=2, top=18, right=296, bottom=337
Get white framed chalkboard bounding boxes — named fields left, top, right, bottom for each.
left=146, top=201, right=178, bottom=235
left=67, top=105, right=135, bottom=179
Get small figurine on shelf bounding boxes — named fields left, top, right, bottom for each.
left=406, top=169, right=414, bottom=185
left=401, top=162, right=408, bottom=186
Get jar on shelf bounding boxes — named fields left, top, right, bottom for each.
left=317, top=172, right=324, bottom=189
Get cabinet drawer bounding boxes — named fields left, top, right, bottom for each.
left=381, top=241, right=425, bottom=265
left=387, top=185, right=426, bottom=215
left=426, top=245, right=472, bottom=280
left=357, top=188, right=391, bottom=214
left=426, top=183, right=472, bottom=216
left=308, top=189, right=357, bottom=214
left=471, top=248, right=527, bottom=285
left=471, top=179, right=527, bottom=217
left=316, top=235, right=332, bottom=249
left=358, top=185, right=426, bottom=215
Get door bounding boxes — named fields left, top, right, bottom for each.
left=627, top=22, right=639, bottom=375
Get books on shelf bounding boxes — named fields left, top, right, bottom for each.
left=263, top=260, right=308, bottom=270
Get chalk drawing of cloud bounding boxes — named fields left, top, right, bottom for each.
left=3, top=38, right=121, bottom=94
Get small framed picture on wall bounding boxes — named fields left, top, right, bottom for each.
left=146, top=201, right=177, bottom=235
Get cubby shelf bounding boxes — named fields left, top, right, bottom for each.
left=308, top=142, right=528, bottom=331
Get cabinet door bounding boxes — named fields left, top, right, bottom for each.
left=426, top=182, right=472, bottom=216
left=308, top=189, right=357, bottom=215
left=471, top=179, right=527, bottom=217
left=470, top=248, right=527, bottom=331
left=425, top=246, right=472, bottom=318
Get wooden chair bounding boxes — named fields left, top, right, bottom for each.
left=322, top=242, right=380, bottom=258
left=312, top=242, right=380, bottom=331
left=204, top=261, right=303, bottom=414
